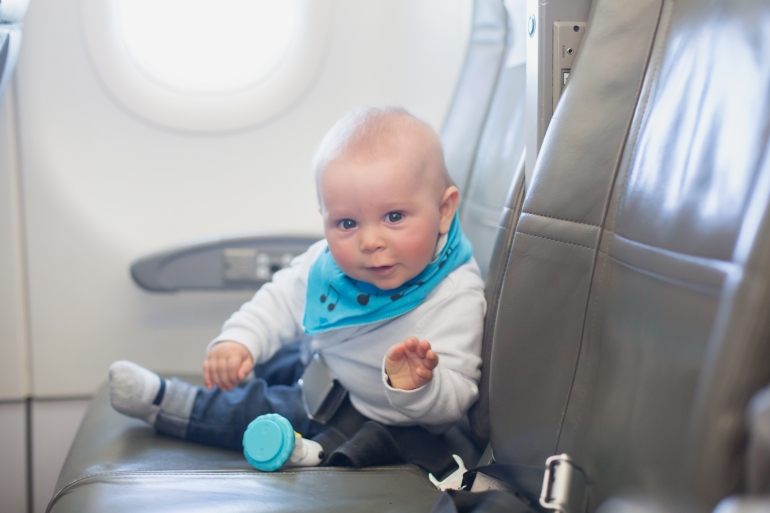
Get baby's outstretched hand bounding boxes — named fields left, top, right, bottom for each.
left=203, top=341, right=254, bottom=391
left=384, top=337, right=439, bottom=390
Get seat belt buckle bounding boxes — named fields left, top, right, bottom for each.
left=298, top=352, right=348, bottom=424
left=540, top=454, right=588, bottom=513
left=429, top=454, right=466, bottom=491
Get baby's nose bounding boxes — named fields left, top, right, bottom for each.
left=359, top=228, right=386, bottom=252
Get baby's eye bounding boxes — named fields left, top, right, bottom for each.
left=385, top=212, right=403, bottom=223
left=338, top=219, right=357, bottom=230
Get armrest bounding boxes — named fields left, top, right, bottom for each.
left=130, top=233, right=322, bottom=292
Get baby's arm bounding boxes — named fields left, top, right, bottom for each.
left=384, top=337, right=439, bottom=390
left=205, top=240, right=327, bottom=389
left=203, top=341, right=254, bottom=391
left=381, top=270, right=485, bottom=425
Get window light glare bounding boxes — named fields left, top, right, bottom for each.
left=117, top=0, right=299, bottom=95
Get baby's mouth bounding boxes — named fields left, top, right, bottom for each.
left=368, top=265, right=396, bottom=277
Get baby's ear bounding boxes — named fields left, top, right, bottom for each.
left=438, top=186, right=460, bottom=234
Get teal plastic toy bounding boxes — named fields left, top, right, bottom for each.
left=242, top=413, right=296, bottom=471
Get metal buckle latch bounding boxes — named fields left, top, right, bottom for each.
left=298, top=353, right=348, bottom=424
left=540, top=454, right=588, bottom=513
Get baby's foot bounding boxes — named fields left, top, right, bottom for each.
left=109, top=360, right=166, bottom=424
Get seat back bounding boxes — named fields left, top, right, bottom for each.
left=441, top=0, right=508, bottom=193
left=481, top=0, right=770, bottom=508
left=459, top=0, right=528, bottom=438
left=458, top=0, right=526, bottom=280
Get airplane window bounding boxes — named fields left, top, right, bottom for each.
left=117, top=0, right=299, bottom=95
left=80, top=0, right=332, bottom=131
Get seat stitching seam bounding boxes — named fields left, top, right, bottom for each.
left=606, top=251, right=723, bottom=293
left=612, top=232, right=735, bottom=266
left=521, top=210, right=600, bottom=227
left=515, top=230, right=595, bottom=250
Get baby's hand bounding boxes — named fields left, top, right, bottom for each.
left=203, top=341, right=254, bottom=391
left=384, top=337, right=439, bottom=391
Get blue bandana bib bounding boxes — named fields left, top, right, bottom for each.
left=303, top=213, right=473, bottom=335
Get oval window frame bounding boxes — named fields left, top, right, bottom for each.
left=79, top=0, right=333, bottom=133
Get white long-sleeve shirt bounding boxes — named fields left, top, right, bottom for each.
left=209, top=240, right=486, bottom=429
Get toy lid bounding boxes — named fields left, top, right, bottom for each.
left=242, top=414, right=295, bottom=472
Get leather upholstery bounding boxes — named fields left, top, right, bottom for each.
left=563, top=0, right=770, bottom=506
left=459, top=3, right=526, bottom=280
left=489, top=0, right=664, bottom=464
left=48, top=383, right=441, bottom=513
left=672, top=0, right=770, bottom=502
left=487, top=0, right=770, bottom=509
left=467, top=169, right=525, bottom=443
left=54, top=381, right=248, bottom=490
left=50, top=470, right=441, bottom=513
left=462, top=1, right=527, bottom=438
left=441, top=0, right=508, bottom=191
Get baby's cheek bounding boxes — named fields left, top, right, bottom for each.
left=400, top=232, right=437, bottom=267
left=327, top=240, right=357, bottom=274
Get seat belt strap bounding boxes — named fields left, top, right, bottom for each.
left=466, top=462, right=544, bottom=509
left=457, top=454, right=589, bottom=513
left=311, top=395, right=461, bottom=480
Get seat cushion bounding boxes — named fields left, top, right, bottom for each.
left=50, top=468, right=441, bottom=513
left=49, top=381, right=442, bottom=513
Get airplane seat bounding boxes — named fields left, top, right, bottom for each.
left=47, top=0, right=770, bottom=511
left=456, top=0, right=528, bottom=446
left=440, top=0, right=509, bottom=193
left=457, top=0, right=526, bottom=281
left=484, top=0, right=770, bottom=509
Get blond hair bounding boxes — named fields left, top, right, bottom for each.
left=312, top=106, right=453, bottom=202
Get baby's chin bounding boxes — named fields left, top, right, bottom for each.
left=346, top=269, right=416, bottom=292
left=367, top=277, right=408, bottom=292
left=352, top=276, right=405, bottom=292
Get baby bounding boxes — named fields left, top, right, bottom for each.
left=109, top=107, right=485, bottom=455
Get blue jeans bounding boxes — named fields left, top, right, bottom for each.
left=183, top=342, right=323, bottom=451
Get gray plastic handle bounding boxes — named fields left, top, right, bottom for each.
left=130, top=233, right=321, bottom=292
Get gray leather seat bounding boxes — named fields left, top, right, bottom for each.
left=441, top=0, right=508, bottom=192
left=48, top=0, right=770, bottom=511
left=49, top=385, right=442, bottom=513
left=480, top=0, right=770, bottom=509
left=458, top=2, right=525, bottom=280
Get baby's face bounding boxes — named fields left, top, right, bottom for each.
left=319, top=146, right=455, bottom=290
